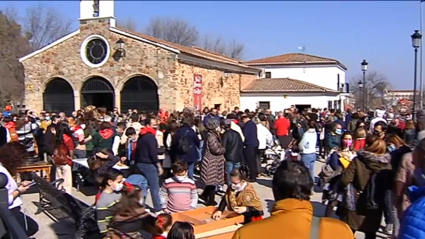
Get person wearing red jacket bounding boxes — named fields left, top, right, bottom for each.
left=275, top=112, right=292, bottom=149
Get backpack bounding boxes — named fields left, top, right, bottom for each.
left=177, top=130, right=191, bottom=154
left=8, top=127, right=18, bottom=142
left=357, top=170, right=387, bottom=213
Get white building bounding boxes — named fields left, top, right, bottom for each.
left=240, top=53, right=351, bottom=112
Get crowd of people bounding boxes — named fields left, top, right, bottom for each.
left=1, top=104, right=425, bottom=238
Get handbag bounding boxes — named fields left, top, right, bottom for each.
left=157, top=146, right=166, bottom=155
left=53, top=147, right=69, bottom=165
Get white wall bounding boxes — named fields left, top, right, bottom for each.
left=240, top=93, right=343, bottom=112
left=262, top=65, right=346, bottom=91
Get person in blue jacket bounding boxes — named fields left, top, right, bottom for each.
left=171, top=116, right=200, bottom=179
left=398, top=186, right=425, bottom=239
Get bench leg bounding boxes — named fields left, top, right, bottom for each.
left=35, top=194, right=47, bottom=215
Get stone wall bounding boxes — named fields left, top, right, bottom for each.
left=21, top=17, right=258, bottom=113
left=21, top=17, right=178, bottom=112
left=175, top=62, right=258, bottom=112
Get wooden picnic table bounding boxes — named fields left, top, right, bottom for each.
left=17, top=161, right=52, bottom=182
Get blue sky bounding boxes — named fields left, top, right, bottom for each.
left=0, top=1, right=422, bottom=89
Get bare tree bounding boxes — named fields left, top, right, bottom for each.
left=0, top=11, right=31, bottom=105
left=145, top=17, right=199, bottom=47
left=2, top=6, right=18, bottom=21
left=350, top=71, right=392, bottom=110
left=23, top=3, right=72, bottom=50
left=118, top=16, right=138, bottom=32
left=202, top=35, right=245, bottom=59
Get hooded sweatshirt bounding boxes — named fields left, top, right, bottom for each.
left=92, top=128, right=119, bottom=155
left=135, top=127, right=159, bottom=164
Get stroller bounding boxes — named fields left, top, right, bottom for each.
left=265, top=139, right=299, bottom=177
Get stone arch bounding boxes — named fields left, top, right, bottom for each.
left=120, top=75, right=159, bottom=113
left=81, top=76, right=115, bottom=111
left=118, top=73, right=160, bottom=91
left=43, top=76, right=76, bottom=92
left=43, top=77, right=75, bottom=114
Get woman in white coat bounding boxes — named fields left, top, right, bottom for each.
left=256, top=114, right=273, bottom=175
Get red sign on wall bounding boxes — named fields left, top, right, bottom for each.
left=193, top=74, right=203, bottom=110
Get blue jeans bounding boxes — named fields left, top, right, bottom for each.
left=301, top=153, right=316, bottom=181
left=136, top=163, right=161, bottom=212
left=188, top=162, right=195, bottom=179
left=225, top=161, right=241, bottom=185
left=198, top=141, right=204, bottom=162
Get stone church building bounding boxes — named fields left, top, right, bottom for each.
left=19, top=0, right=260, bottom=114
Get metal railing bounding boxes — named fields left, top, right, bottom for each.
left=0, top=173, right=28, bottom=239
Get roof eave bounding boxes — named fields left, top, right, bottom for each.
left=245, top=61, right=347, bottom=70
left=19, top=30, right=80, bottom=62
left=110, top=27, right=180, bottom=54
left=241, top=90, right=339, bottom=93
left=179, top=53, right=261, bottom=75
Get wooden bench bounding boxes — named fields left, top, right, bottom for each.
left=31, top=173, right=100, bottom=238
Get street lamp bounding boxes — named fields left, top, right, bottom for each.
left=361, top=60, right=368, bottom=111
left=412, top=30, right=422, bottom=121
left=357, top=81, right=363, bottom=109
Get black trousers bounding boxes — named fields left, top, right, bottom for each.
left=1, top=207, right=39, bottom=238
left=278, top=135, right=292, bottom=150
left=243, top=146, right=258, bottom=181
left=383, top=189, right=394, bottom=224
left=257, top=149, right=266, bottom=174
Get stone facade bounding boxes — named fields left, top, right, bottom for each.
left=20, top=17, right=259, bottom=113
left=175, top=62, right=246, bottom=111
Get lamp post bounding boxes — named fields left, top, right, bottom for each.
left=412, top=30, right=422, bottom=121
left=361, top=60, right=368, bottom=111
left=357, top=80, right=363, bottom=109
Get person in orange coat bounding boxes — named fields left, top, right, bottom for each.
left=231, top=160, right=354, bottom=239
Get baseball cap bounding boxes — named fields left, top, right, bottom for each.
left=124, top=174, right=147, bottom=190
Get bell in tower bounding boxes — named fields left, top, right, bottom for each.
left=80, top=0, right=116, bottom=27
left=93, top=0, right=99, bottom=17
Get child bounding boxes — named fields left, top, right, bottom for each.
left=167, top=222, right=195, bottom=239
left=148, top=213, right=173, bottom=239
left=95, top=169, right=124, bottom=235
left=106, top=181, right=150, bottom=239
left=88, top=149, right=120, bottom=202
left=159, top=161, right=198, bottom=213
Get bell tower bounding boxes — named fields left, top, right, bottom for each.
left=80, top=0, right=116, bottom=27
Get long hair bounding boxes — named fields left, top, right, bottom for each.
left=385, top=134, right=406, bottom=148
left=113, top=182, right=143, bottom=218
left=56, top=122, right=73, bottom=149
left=0, top=142, right=28, bottom=176
left=365, top=134, right=386, bottom=155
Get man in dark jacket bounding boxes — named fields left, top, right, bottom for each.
left=135, top=118, right=162, bottom=212
left=203, top=108, right=220, bottom=126
left=222, top=119, right=243, bottom=185
left=171, top=116, right=200, bottom=179
left=241, top=114, right=259, bottom=182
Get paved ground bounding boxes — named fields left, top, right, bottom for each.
left=21, top=160, right=388, bottom=239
